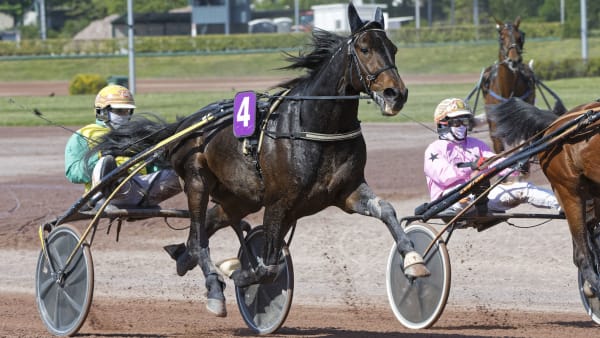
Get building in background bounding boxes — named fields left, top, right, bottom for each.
left=190, top=0, right=250, bottom=35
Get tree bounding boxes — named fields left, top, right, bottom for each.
left=0, top=0, right=35, bottom=27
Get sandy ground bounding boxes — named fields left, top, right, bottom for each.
left=1, top=120, right=597, bottom=337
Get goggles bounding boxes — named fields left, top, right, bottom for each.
left=442, top=117, right=470, bottom=127
left=109, top=108, right=134, bottom=116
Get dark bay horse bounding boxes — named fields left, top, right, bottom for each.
left=481, top=17, right=535, bottom=153
left=489, top=97, right=600, bottom=301
left=91, top=3, right=429, bottom=317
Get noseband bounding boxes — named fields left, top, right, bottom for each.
left=347, top=28, right=398, bottom=95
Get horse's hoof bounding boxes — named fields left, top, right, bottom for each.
left=583, top=280, right=595, bottom=298
left=403, top=251, right=431, bottom=278
left=216, top=257, right=241, bottom=278
left=206, top=299, right=227, bottom=317
left=404, top=263, right=431, bottom=278
left=175, top=252, right=198, bottom=276
left=163, top=243, right=186, bottom=260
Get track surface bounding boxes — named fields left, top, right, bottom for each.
left=0, top=76, right=598, bottom=337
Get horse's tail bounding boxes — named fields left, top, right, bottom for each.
left=487, top=97, right=559, bottom=145
left=86, top=112, right=179, bottom=164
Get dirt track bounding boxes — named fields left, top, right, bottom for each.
left=0, top=73, right=481, bottom=97
left=1, top=121, right=596, bottom=337
left=1, top=74, right=598, bottom=337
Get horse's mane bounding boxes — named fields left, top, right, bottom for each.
left=488, top=97, right=567, bottom=145
left=85, top=112, right=177, bottom=166
left=277, top=28, right=345, bottom=89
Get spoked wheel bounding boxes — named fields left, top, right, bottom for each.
left=35, top=224, right=94, bottom=336
left=578, top=269, right=600, bottom=324
left=386, top=222, right=451, bottom=329
left=235, top=226, right=294, bottom=334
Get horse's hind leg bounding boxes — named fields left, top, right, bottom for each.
left=557, top=185, right=600, bottom=297
left=342, top=182, right=430, bottom=278
left=163, top=174, right=227, bottom=317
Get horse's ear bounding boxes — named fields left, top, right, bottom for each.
left=374, top=7, right=384, bottom=28
left=348, top=2, right=364, bottom=34
left=514, top=16, right=521, bottom=29
left=493, top=16, right=503, bottom=30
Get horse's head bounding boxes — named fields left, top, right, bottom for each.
left=495, top=16, right=525, bottom=71
left=347, top=3, right=408, bottom=116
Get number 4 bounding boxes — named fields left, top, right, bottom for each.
left=236, top=96, right=251, bottom=127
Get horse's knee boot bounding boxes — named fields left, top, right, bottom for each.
left=205, top=273, right=227, bottom=317
left=403, top=251, right=431, bottom=278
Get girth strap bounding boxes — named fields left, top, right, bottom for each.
left=263, top=128, right=362, bottom=142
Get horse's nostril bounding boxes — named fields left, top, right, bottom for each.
left=383, top=88, right=398, bottom=99
left=383, top=87, right=408, bottom=105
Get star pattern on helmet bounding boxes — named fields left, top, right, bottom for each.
left=429, top=153, right=438, bottom=162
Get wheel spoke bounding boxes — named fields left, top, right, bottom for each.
left=38, top=276, right=55, bottom=300
left=65, top=254, right=86, bottom=287
left=48, top=243, right=65, bottom=271
left=52, top=287, right=60, bottom=327
left=62, top=288, right=83, bottom=314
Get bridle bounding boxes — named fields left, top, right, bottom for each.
left=347, top=27, right=399, bottom=96
left=498, top=23, right=524, bottom=67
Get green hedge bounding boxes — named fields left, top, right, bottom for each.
left=69, top=73, right=107, bottom=95
left=536, top=58, right=600, bottom=80
left=0, top=22, right=563, bottom=57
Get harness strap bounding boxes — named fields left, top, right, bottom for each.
left=488, top=88, right=532, bottom=102
left=256, top=89, right=291, bottom=154
left=263, top=128, right=362, bottom=142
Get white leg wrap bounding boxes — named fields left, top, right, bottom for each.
left=403, top=251, right=424, bottom=269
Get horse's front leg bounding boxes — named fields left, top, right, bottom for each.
left=163, top=175, right=227, bottom=317
left=231, top=207, right=289, bottom=288
left=343, top=182, right=430, bottom=278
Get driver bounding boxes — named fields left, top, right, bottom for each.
left=423, top=97, right=561, bottom=214
left=64, top=84, right=181, bottom=208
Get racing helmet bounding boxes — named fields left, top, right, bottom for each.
left=433, top=98, right=473, bottom=139
left=94, top=84, right=136, bottom=122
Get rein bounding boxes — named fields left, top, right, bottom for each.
left=479, top=109, right=600, bottom=169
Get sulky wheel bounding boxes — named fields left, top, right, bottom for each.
left=35, top=224, right=94, bottom=336
left=578, top=269, right=600, bottom=324
left=235, top=226, right=294, bottom=335
left=386, top=222, right=451, bottom=329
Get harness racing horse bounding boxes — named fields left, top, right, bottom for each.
left=90, top=3, right=429, bottom=318
left=481, top=16, right=535, bottom=153
left=489, top=97, right=600, bottom=303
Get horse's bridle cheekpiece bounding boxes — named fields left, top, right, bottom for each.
left=347, top=27, right=398, bottom=96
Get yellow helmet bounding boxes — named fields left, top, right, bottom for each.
left=94, top=84, right=136, bottom=110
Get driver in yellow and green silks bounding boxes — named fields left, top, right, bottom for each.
left=64, top=84, right=181, bottom=208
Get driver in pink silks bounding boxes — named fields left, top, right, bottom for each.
left=423, top=98, right=561, bottom=214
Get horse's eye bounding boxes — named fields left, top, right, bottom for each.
left=360, top=47, right=369, bottom=54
